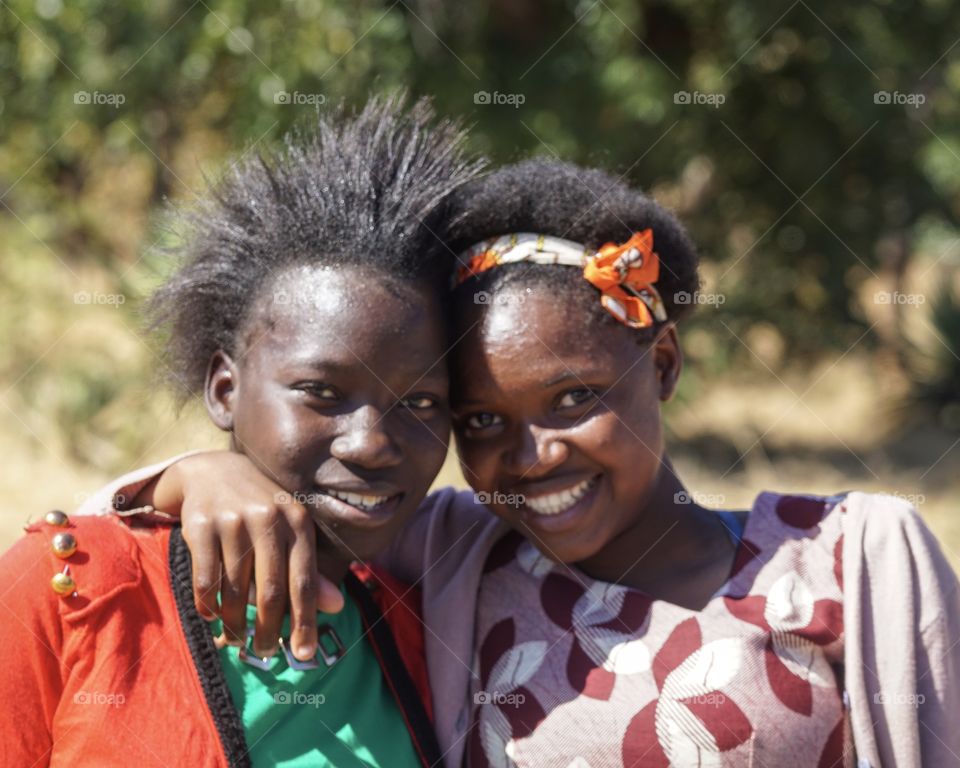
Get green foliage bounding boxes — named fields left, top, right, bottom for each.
left=1, top=0, right=958, bottom=467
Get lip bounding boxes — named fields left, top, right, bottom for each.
left=310, top=486, right=405, bottom=530
left=514, top=473, right=603, bottom=534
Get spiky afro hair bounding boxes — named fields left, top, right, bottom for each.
left=446, top=158, right=700, bottom=341
left=147, top=95, right=485, bottom=400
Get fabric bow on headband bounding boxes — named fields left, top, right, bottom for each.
left=454, top=229, right=668, bottom=329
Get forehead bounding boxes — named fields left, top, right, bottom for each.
left=244, top=265, right=446, bottom=373
left=453, top=288, right=638, bottom=394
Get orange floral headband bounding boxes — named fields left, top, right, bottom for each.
left=454, top=230, right=667, bottom=329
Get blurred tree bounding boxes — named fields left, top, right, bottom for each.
left=1, top=0, right=958, bottom=469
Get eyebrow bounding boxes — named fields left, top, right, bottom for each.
left=542, top=370, right=599, bottom=388
left=287, top=358, right=355, bottom=373
left=452, top=370, right=600, bottom=406
left=291, top=357, right=448, bottom=386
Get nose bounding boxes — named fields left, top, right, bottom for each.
left=329, top=405, right=402, bottom=469
left=503, top=422, right=569, bottom=479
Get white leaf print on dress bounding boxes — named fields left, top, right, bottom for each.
left=489, top=640, right=548, bottom=693
left=656, top=638, right=745, bottom=764
left=480, top=706, right=513, bottom=768
left=764, top=572, right=814, bottom=631
left=661, top=717, right=726, bottom=768
left=517, top=542, right=555, bottom=577
left=663, top=638, right=743, bottom=698
left=575, top=582, right=627, bottom=627
left=570, top=583, right=651, bottom=676
left=602, top=637, right=652, bottom=675
left=763, top=572, right=835, bottom=692
left=771, top=631, right=835, bottom=688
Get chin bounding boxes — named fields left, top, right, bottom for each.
left=528, top=533, right=600, bottom=566
left=340, top=532, right=395, bottom=563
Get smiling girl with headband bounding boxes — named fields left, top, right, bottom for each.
left=73, top=159, right=960, bottom=767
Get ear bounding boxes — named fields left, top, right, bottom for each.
left=653, top=323, right=682, bottom=401
left=204, top=350, right=239, bottom=431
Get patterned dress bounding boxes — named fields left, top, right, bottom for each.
left=468, top=492, right=852, bottom=768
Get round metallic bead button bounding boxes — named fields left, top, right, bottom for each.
left=45, top=510, right=69, bottom=527
left=51, top=532, right=78, bottom=559
left=51, top=571, right=76, bottom=595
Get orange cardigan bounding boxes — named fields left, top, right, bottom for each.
left=0, top=514, right=439, bottom=767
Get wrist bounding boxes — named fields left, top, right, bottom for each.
left=143, top=456, right=190, bottom=516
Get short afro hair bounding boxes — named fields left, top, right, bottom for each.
left=148, top=95, right=485, bottom=400
left=447, top=158, right=700, bottom=341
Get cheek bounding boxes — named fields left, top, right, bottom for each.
left=605, top=415, right=664, bottom=499
left=396, top=416, right=451, bottom=483
left=237, top=401, right=331, bottom=475
left=575, top=409, right=663, bottom=474
left=454, top=435, right=498, bottom=492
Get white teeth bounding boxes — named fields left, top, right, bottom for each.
left=524, top=477, right=597, bottom=516
left=325, top=490, right=390, bottom=511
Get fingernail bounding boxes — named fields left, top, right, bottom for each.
left=296, top=643, right=317, bottom=660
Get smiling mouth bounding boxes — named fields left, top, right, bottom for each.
left=523, top=475, right=600, bottom=516
left=317, top=488, right=400, bottom=512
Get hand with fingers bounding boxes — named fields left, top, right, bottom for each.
left=135, top=450, right=345, bottom=662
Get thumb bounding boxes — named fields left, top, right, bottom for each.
left=316, top=574, right=345, bottom=614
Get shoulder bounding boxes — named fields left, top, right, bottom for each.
left=376, top=487, right=511, bottom=585
left=2, top=513, right=167, bottom=620
left=420, top=487, right=512, bottom=563
left=842, top=489, right=928, bottom=531
left=741, top=491, right=847, bottom=566
left=724, top=491, right=846, bottom=599
left=842, top=490, right=942, bottom=560
left=750, top=488, right=937, bottom=540
left=751, top=490, right=848, bottom=531
left=842, top=491, right=957, bottom=593
left=397, top=486, right=509, bottom=554
left=419, top=486, right=507, bottom=534
left=747, top=489, right=953, bottom=576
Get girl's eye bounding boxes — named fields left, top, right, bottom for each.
left=558, top=388, right=598, bottom=408
left=401, top=395, right=438, bottom=411
left=465, top=412, right=503, bottom=430
left=297, top=383, right=339, bottom=400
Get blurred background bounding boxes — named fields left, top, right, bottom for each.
left=1, top=0, right=958, bottom=564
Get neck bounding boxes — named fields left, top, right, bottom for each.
left=315, top=523, right=353, bottom=584
left=574, top=456, right=731, bottom=590
left=318, top=553, right=352, bottom=585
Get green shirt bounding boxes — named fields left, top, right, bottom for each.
left=210, top=588, right=422, bottom=768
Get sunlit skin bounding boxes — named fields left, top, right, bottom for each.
left=161, top=263, right=450, bottom=656
left=211, top=265, right=451, bottom=564
left=451, top=284, right=743, bottom=608
left=144, top=275, right=742, bottom=658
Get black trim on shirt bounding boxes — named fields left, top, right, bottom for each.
left=168, top=527, right=252, bottom=768
left=344, top=571, right=444, bottom=768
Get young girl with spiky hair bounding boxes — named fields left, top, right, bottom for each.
left=0, top=96, right=483, bottom=767
left=74, top=160, right=959, bottom=767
